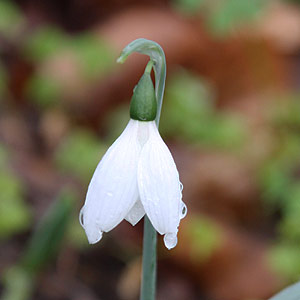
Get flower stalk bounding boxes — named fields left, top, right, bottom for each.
left=117, top=39, right=167, bottom=300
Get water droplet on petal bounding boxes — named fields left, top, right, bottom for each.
left=79, top=206, right=85, bottom=227
left=164, top=233, right=177, bottom=250
left=92, top=230, right=103, bottom=244
left=106, top=192, right=113, bottom=197
left=179, top=182, right=183, bottom=192
left=180, top=202, right=187, bottom=219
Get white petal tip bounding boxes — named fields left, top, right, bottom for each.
left=125, top=200, right=145, bottom=226
left=79, top=206, right=103, bottom=244
left=164, top=233, right=178, bottom=250
left=87, top=230, right=103, bottom=244
left=126, top=218, right=141, bottom=226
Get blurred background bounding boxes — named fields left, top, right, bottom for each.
left=1, top=0, right=300, bottom=299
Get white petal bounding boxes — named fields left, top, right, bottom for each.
left=137, top=121, right=187, bottom=250
left=125, top=199, right=145, bottom=226
left=80, top=119, right=141, bottom=244
left=164, top=233, right=177, bottom=250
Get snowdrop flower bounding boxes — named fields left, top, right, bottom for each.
left=80, top=63, right=187, bottom=249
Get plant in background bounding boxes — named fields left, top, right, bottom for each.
left=55, top=128, right=106, bottom=183
left=79, top=39, right=186, bottom=300
left=259, top=97, right=300, bottom=300
left=160, top=70, right=245, bottom=150
left=1, top=190, right=75, bottom=300
left=173, top=0, right=267, bottom=35
left=0, top=146, right=31, bottom=239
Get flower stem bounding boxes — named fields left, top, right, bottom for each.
left=140, top=216, right=157, bottom=300
left=145, top=60, right=155, bottom=75
left=117, top=39, right=167, bottom=300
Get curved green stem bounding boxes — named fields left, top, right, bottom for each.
left=117, top=38, right=167, bottom=126
left=117, top=39, right=167, bottom=300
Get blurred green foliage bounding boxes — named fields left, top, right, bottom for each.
left=21, top=189, right=75, bottom=272
left=70, top=33, right=115, bottom=80
left=55, top=129, right=106, bottom=182
left=173, top=0, right=205, bottom=14
left=26, top=74, right=63, bottom=108
left=24, top=27, right=70, bottom=62
left=66, top=214, right=89, bottom=248
left=259, top=97, right=300, bottom=210
left=268, top=243, right=300, bottom=281
left=160, top=70, right=246, bottom=150
left=0, top=171, right=31, bottom=238
left=0, top=145, right=31, bottom=239
left=25, top=27, right=115, bottom=79
left=288, top=0, right=300, bottom=4
left=259, top=160, right=293, bottom=209
left=0, top=63, right=8, bottom=98
left=103, top=105, right=131, bottom=142
left=1, top=267, right=34, bottom=300
left=0, top=144, right=9, bottom=168
left=1, top=190, right=75, bottom=300
left=279, top=185, right=300, bottom=240
left=186, top=216, right=222, bottom=264
left=208, top=0, right=265, bottom=35
left=0, top=0, right=24, bottom=37
left=24, top=26, right=115, bottom=108
left=173, top=0, right=266, bottom=35
left=259, top=96, right=300, bottom=280
left=24, top=27, right=70, bottom=108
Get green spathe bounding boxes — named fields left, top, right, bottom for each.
left=130, top=68, right=157, bottom=121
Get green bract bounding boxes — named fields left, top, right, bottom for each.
left=130, top=68, right=157, bottom=121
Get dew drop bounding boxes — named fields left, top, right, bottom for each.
left=79, top=207, right=85, bottom=227
left=179, top=182, right=183, bottom=192
left=106, top=192, right=113, bottom=197
left=180, top=202, right=187, bottom=219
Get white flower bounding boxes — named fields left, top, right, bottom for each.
left=80, top=119, right=187, bottom=249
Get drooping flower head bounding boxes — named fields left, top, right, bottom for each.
left=80, top=61, right=187, bottom=249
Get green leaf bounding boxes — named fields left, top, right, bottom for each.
left=21, top=189, right=75, bottom=273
